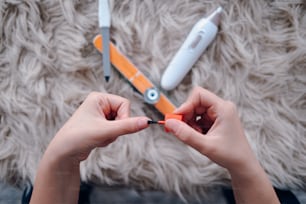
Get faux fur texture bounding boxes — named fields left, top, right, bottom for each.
left=0, top=0, right=305, bottom=199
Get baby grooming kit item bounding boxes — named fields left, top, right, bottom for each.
left=99, top=0, right=111, bottom=81
left=93, top=35, right=177, bottom=115
left=161, top=6, right=222, bottom=91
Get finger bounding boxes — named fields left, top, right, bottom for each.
left=103, top=116, right=149, bottom=138
left=165, top=119, right=209, bottom=155
left=189, top=86, right=222, bottom=108
left=107, top=95, right=131, bottom=119
left=173, top=101, right=199, bottom=124
left=98, top=94, right=131, bottom=119
left=174, top=87, right=221, bottom=121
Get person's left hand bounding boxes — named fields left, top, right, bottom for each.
left=46, top=92, right=149, bottom=163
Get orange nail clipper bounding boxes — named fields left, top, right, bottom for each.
left=93, top=35, right=177, bottom=115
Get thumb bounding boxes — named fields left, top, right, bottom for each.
left=165, top=119, right=208, bottom=154
left=104, top=117, right=149, bottom=138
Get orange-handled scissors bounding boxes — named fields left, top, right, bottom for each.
left=93, top=35, right=177, bottom=115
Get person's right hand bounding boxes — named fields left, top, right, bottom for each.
left=165, top=86, right=257, bottom=173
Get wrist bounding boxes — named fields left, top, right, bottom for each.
left=43, top=130, right=87, bottom=167
left=228, top=155, right=264, bottom=182
left=227, top=155, right=279, bottom=204
left=31, top=141, right=81, bottom=204
left=42, top=142, right=81, bottom=171
left=226, top=138, right=261, bottom=180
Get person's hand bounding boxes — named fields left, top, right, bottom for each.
left=31, top=92, right=149, bottom=204
left=165, top=87, right=280, bottom=204
left=46, top=92, right=149, bottom=164
left=165, top=86, right=256, bottom=173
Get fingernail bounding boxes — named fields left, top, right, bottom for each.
left=137, top=117, right=149, bottom=129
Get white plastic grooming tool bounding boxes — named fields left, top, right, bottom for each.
left=161, top=6, right=222, bottom=91
left=99, top=0, right=111, bottom=82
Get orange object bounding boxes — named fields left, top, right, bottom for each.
left=93, top=34, right=176, bottom=115
left=164, top=113, right=183, bottom=132
left=147, top=113, right=183, bottom=132
left=164, top=113, right=183, bottom=121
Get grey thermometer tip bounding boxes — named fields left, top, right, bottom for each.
left=105, top=76, right=110, bottom=82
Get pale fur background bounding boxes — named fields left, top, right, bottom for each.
left=0, top=0, right=305, bottom=199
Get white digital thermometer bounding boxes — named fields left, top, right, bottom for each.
left=161, top=6, right=222, bottom=91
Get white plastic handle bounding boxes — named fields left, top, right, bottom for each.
left=99, top=0, right=110, bottom=27
left=161, top=20, right=218, bottom=91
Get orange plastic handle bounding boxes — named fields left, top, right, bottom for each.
left=165, top=114, right=183, bottom=121
left=93, top=35, right=176, bottom=115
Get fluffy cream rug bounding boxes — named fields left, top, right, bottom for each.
left=0, top=0, right=305, bottom=199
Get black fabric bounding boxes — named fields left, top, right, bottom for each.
left=275, top=188, right=301, bottom=204
left=78, top=182, right=92, bottom=204
left=21, top=183, right=32, bottom=204
left=222, top=187, right=300, bottom=204
left=21, top=183, right=301, bottom=204
left=21, top=182, right=91, bottom=204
